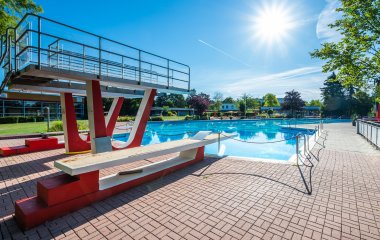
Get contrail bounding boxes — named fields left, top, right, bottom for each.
left=198, top=39, right=251, bottom=67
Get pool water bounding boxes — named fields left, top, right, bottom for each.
left=113, top=119, right=349, bottom=160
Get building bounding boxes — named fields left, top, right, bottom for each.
left=0, top=92, right=85, bottom=120
left=220, top=103, right=238, bottom=111
left=260, top=105, right=321, bottom=116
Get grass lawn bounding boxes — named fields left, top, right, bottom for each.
left=0, top=122, right=50, bottom=135
left=0, top=117, right=186, bottom=135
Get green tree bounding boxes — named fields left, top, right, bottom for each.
left=238, top=100, right=246, bottom=114
left=0, top=0, right=42, bottom=35
left=223, top=97, right=235, bottom=104
left=263, top=93, right=280, bottom=107
left=212, top=92, right=223, bottom=112
left=352, top=90, right=373, bottom=117
left=310, top=0, right=380, bottom=89
left=308, top=100, right=323, bottom=107
left=282, top=90, right=305, bottom=117
left=246, top=97, right=261, bottom=110
left=321, top=73, right=349, bottom=117
left=155, top=93, right=186, bottom=108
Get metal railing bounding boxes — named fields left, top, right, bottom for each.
left=356, top=119, right=380, bottom=149
left=0, top=14, right=191, bottom=92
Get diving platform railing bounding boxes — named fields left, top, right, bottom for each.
left=0, top=14, right=191, bottom=93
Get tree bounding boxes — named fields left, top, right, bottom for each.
left=187, top=92, right=211, bottom=116
left=308, top=100, right=323, bottom=107
left=212, top=92, right=223, bottom=112
left=246, top=98, right=261, bottom=110
left=223, top=97, right=235, bottom=104
left=263, top=93, right=280, bottom=107
left=310, top=0, right=380, bottom=89
left=238, top=100, right=246, bottom=114
left=321, top=73, right=349, bottom=117
left=282, top=90, right=305, bottom=117
left=155, top=93, right=186, bottom=108
left=1, top=0, right=42, bottom=35
left=352, top=90, right=373, bottom=117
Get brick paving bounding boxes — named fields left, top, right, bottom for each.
left=0, top=123, right=380, bottom=239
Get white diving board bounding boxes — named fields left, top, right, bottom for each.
left=55, top=132, right=233, bottom=176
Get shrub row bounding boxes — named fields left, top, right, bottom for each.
left=48, top=121, right=88, bottom=132
left=0, top=116, right=45, bottom=124
left=117, top=116, right=135, bottom=122
left=184, top=115, right=209, bottom=120
left=149, top=116, right=164, bottom=121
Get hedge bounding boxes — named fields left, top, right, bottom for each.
left=0, top=116, right=45, bottom=124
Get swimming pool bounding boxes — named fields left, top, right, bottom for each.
left=113, top=119, right=350, bottom=160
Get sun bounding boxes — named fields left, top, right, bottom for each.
left=250, top=1, right=296, bottom=47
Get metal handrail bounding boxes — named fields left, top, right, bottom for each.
left=14, top=14, right=190, bottom=68
left=15, top=46, right=188, bottom=85
left=3, top=13, right=190, bottom=91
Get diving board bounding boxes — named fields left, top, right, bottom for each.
left=55, top=133, right=227, bottom=175
left=15, top=132, right=234, bottom=230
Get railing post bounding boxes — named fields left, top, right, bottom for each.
left=356, top=120, right=359, bottom=134
left=296, top=135, right=299, bottom=165
left=121, top=56, right=124, bottom=79
left=14, top=28, right=17, bottom=71
left=138, top=50, right=141, bottom=84
left=83, top=46, right=85, bottom=72
left=98, top=37, right=102, bottom=79
left=188, top=68, right=191, bottom=91
left=314, top=127, right=317, bottom=142
left=38, top=16, right=41, bottom=68
left=167, top=59, right=170, bottom=89
left=303, top=134, right=307, bottom=154
left=218, top=132, right=221, bottom=153
left=7, top=34, right=11, bottom=72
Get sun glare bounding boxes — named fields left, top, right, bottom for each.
left=250, top=1, right=296, bottom=48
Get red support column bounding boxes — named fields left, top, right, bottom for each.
left=114, top=89, right=156, bottom=149
left=106, top=97, right=124, bottom=136
left=377, top=103, right=380, bottom=120
left=86, top=80, right=111, bottom=153
left=61, top=93, right=91, bottom=153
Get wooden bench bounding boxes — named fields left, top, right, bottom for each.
left=15, top=131, right=234, bottom=230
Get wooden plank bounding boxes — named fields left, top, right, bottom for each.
left=55, top=134, right=231, bottom=175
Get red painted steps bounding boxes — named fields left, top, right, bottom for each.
left=0, top=137, right=65, bottom=157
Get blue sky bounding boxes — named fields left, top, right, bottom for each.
left=36, top=0, right=340, bottom=100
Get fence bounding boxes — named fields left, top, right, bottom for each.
left=357, top=119, right=380, bottom=149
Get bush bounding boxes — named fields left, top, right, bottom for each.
left=184, top=115, right=194, bottom=120
left=49, top=121, right=64, bottom=132
left=272, top=113, right=285, bottom=118
left=167, top=111, right=177, bottom=116
left=0, top=116, right=45, bottom=124
left=117, top=116, right=134, bottom=122
left=150, top=116, right=164, bottom=121
left=257, top=113, right=269, bottom=118
left=48, top=121, right=88, bottom=132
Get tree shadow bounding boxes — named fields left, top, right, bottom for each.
left=193, top=131, right=328, bottom=196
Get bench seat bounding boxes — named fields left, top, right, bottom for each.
left=55, top=133, right=230, bottom=176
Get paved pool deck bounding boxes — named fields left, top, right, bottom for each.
left=1, top=122, right=380, bottom=239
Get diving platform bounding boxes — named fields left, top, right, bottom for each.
left=0, top=14, right=191, bottom=95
